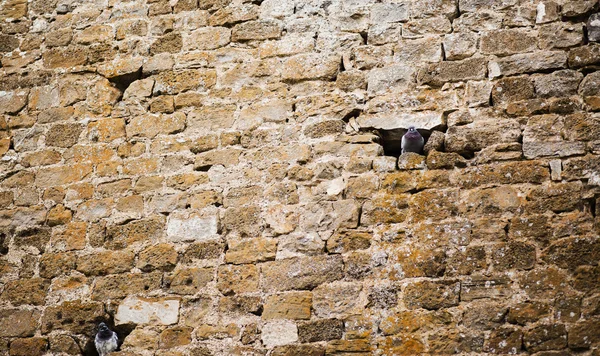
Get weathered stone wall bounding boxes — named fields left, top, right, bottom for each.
left=1, top=0, right=600, bottom=354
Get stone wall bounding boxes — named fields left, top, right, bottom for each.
left=1, top=0, right=600, bottom=354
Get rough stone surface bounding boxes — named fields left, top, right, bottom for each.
left=261, top=320, right=298, bottom=348
left=489, top=51, right=567, bottom=78
left=589, top=13, right=600, bottom=42
left=418, top=57, right=488, bottom=86
left=115, top=297, right=180, bottom=325
left=0, top=1, right=598, bottom=355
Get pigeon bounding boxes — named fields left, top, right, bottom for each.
left=401, top=126, right=425, bottom=154
left=95, top=322, right=118, bottom=356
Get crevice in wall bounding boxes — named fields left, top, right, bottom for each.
left=359, top=31, right=368, bottom=45
left=458, top=151, right=475, bottom=160
left=586, top=197, right=596, bottom=217
left=342, top=108, right=362, bottom=122
left=251, top=304, right=263, bottom=316
left=0, top=231, right=8, bottom=255
left=108, top=68, right=143, bottom=95
left=441, top=43, right=447, bottom=61
left=194, top=164, right=212, bottom=172
left=563, top=12, right=596, bottom=25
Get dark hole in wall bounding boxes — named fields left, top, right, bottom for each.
left=359, top=31, right=368, bottom=44
left=82, top=319, right=136, bottom=356
left=0, top=231, right=8, bottom=255
left=342, top=108, right=362, bottom=122
left=107, top=68, right=143, bottom=94
left=586, top=197, right=596, bottom=217
left=251, top=304, right=264, bottom=316
left=376, top=128, right=432, bottom=156
left=195, top=164, right=212, bottom=172
left=458, top=151, right=475, bottom=160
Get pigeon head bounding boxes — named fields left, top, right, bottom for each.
left=98, top=322, right=109, bottom=332
left=404, top=126, right=422, bottom=139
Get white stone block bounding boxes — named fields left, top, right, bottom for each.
left=115, top=296, right=180, bottom=325
left=261, top=320, right=298, bottom=348
left=167, top=210, right=219, bottom=242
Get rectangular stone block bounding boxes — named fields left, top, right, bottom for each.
left=167, top=210, right=219, bottom=242
left=261, top=255, right=344, bottom=292
left=152, top=69, right=216, bottom=95
left=461, top=276, right=511, bottom=301
left=357, top=111, right=444, bottom=131
left=263, top=292, right=312, bottom=320
left=371, top=2, right=409, bottom=23
left=116, top=296, right=180, bottom=325
left=281, top=54, right=339, bottom=82
left=451, top=161, right=550, bottom=188
left=418, top=57, right=487, bottom=86
left=186, top=26, right=231, bottom=50
left=445, top=119, right=521, bottom=153
left=92, top=272, right=162, bottom=300
left=76, top=250, right=135, bottom=276
left=41, top=300, right=105, bottom=334
left=0, top=309, right=39, bottom=337
left=480, top=28, right=537, bottom=56
left=367, top=64, right=414, bottom=95
left=225, top=237, right=277, bottom=264
left=489, top=51, right=567, bottom=78
left=539, top=22, right=583, bottom=49
left=232, top=20, right=282, bottom=41
left=568, top=44, right=600, bottom=68
left=589, top=13, right=600, bottom=42
left=298, top=319, right=344, bottom=343
left=261, top=320, right=298, bottom=348
left=217, top=264, right=259, bottom=295
left=35, top=164, right=93, bottom=188
left=443, top=32, right=478, bottom=61
left=523, top=141, right=586, bottom=159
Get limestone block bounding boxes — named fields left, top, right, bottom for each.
left=489, top=51, right=567, bottom=78
left=116, top=296, right=180, bottom=325
left=370, top=3, right=409, bottom=23
left=261, top=320, right=298, bottom=348
left=539, top=22, right=584, bottom=49
left=480, top=28, right=537, bottom=56
left=263, top=292, right=312, bottom=320
left=357, top=111, right=443, bottom=131
left=282, top=54, right=339, bottom=82
left=261, top=255, right=344, bottom=292
left=404, top=280, right=460, bottom=310
left=568, top=44, right=600, bottom=68
left=0, top=89, right=28, bottom=114
left=186, top=27, right=231, bottom=50
left=232, top=20, right=282, bottom=41
left=418, top=57, right=487, bottom=86
left=209, top=4, right=259, bottom=26
left=443, top=32, right=478, bottom=60
left=589, top=13, right=600, bottom=42
left=167, top=210, right=219, bottom=242
left=367, top=64, right=414, bottom=95
left=562, top=0, right=596, bottom=18
left=312, top=282, right=364, bottom=318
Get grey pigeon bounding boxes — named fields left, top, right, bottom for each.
left=401, top=126, right=424, bottom=154
left=95, top=322, right=118, bottom=356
